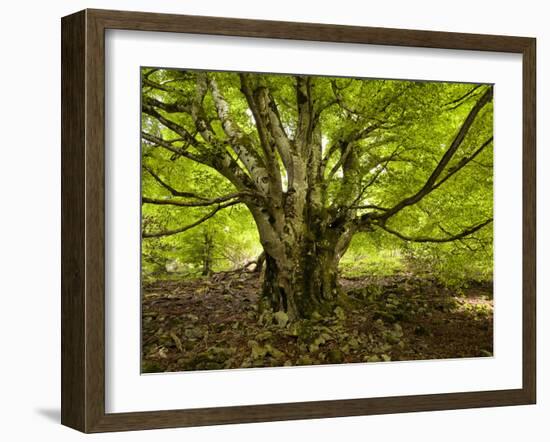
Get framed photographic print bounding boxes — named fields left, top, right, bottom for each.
left=61, top=9, right=536, bottom=433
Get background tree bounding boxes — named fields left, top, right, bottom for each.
left=141, top=68, right=493, bottom=320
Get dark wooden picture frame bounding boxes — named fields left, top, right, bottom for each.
left=61, top=8, right=536, bottom=433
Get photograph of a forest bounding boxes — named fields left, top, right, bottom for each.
left=140, top=67, right=494, bottom=373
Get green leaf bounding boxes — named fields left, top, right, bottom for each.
left=274, top=311, right=289, bottom=328
left=334, top=306, right=346, bottom=321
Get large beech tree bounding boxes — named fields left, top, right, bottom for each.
left=141, top=68, right=493, bottom=320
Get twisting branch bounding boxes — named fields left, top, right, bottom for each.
left=430, top=136, right=493, bottom=192
left=142, top=193, right=243, bottom=207
left=182, top=73, right=260, bottom=192
left=142, top=105, right=200, bottom=147
left=375, top=218, right=493, bottom=243
left=368, top=87, right=493, bottom=223
left=143, top=164, right=262, bottom=205
left=351, top=204, right=389, bottom=212
left=143, top=68, right=159, bottom=79
left=142, top=76, right=190, bottom=96
left=323, top=121, right=389, bottom=181
left=353, top=146, right=403, bottom=201
left=295, top=76, right=315, bottom=148
left=141, top=133, right=206, bottom=165
left=238, top=74, right=285, bottom=187
left=143, top=75, right=258, bottom=192
left=330, top=80, right=358, bottom=115
left=142, top=201, right=240, bottom=238
left=437, top=223, right=489, bottom=252
left=320, top=141, right=341, bottom=176
left=208, top=75, right=271, bottom=194
left=327, top=141, right=352, bottom=180
left=444, top=84, right=482, bottom=109
left=143, top=164, right=203, bottom=198
left=208, top=76, right=262, bottom=165
left=143, top=95, right=190, bottom=114
left=259, top=86, right=294, bottom=182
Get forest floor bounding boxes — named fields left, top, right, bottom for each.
left=142, top=271, right=493, bottom=373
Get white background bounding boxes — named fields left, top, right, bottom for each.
left=106, top=30, right=523, bottom=413
left=0, top=0, right=547, bottom=440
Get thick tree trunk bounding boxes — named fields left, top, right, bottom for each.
left=260, top=239, right=342, bottom=320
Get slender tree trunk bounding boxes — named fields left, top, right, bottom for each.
left=201, top=232, right=213, bottom=276
left=254, top=251, right=266, bottom=273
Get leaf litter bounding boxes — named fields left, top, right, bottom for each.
left=142, top=272, right=493, bottom=373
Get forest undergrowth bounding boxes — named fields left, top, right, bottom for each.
left=142, top=270, right=493, bottom=373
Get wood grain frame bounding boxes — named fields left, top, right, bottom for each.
left=61, top=9, right=536, bottom=433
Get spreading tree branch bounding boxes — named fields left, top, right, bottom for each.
left=141, top=132, right=206, bottom=165
left=143, top=95, right=191, bottom=114
left=238, top=74, right=286, bottom=189
left=143, top=164, right=262, bottom=207
left=430, top=136, right=493, bottom=192
left=326, top=140, right=352, bottom=180
left=143, top=85, right=258, bottom=194
left=444, top=84, right=483, bottom=109
left=142, top=76, right=190, bottom=97
left=143, top=164, right=203, bottom=198
left=208, top=75, right=272, bottom=194
left=257, top=84, right=294, bottom=183
left=142, top=193, right=244, bottom=207
left=369, top=87, right=493, bottom=223
left=351, top=204, right=389, bottom=211
left=142, top=201, right=240, bottom=238
left=295, top=76, right=315, bottom=149
left=142, top=105, right=200, bottom=147
left=376, top=218, right=493, bottom=243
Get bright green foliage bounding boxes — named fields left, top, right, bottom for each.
left=141, top=68, right=493, bottom=289
left=141, top=140, right=261, bottom=279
